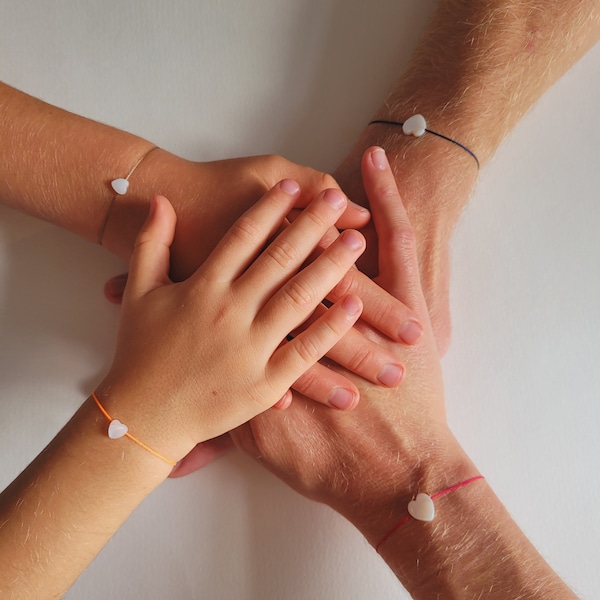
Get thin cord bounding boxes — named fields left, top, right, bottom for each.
left=368, top=119, right=480, bottom=170
left=98, top=145, right=160, bottom=245
left=431, top=475, right=484, bottom=500
left=374, top=475, right=485, bottom=553
left=91, top=391, right=176, bottom=466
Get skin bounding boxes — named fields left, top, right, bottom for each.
left=0, top=182, right=369, bottom=599
left=229, top=148, right=577, bottom=599
left=335, top=0, right=600, bottom=355
left=2, top=0, right=598, bottom=594
left=0, top=80, right=423, bottom=414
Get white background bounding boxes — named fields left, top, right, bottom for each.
left=1, top=1, right=598, bottom=598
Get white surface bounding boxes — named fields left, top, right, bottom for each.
left=1, top=1, right=599, bottom=598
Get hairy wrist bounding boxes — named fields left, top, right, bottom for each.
left=334, top=428, right=474, bottom=547
left=373, top=0, right=600, bottom=166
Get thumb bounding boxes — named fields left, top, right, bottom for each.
left=126, top=195, right=177, bottom=299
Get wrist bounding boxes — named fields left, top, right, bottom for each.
left=93, top=379, right=198, bottom=466
left=335, top=428, right=475, bottom=547
left=101, top=148, right=197, bottom=261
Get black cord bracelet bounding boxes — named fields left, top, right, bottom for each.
left=368, top=115, right=480, bottom=170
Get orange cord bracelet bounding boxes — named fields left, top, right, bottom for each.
left=91, top=391, right=176, bottom=466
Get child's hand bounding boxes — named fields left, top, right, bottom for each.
left=97, top=181, right=365, bottom=461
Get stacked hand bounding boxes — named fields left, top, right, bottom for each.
left=98, top=181, right=370, bottom=462
left=175, top=149, right=464, bottom=539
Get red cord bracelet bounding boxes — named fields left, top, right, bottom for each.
left=375, top=475, right=485, bottom=553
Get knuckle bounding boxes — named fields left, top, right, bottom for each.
left=343, top=346, right=373, bottom=375
left=319, top=171, right=337, bottom=190
left=303, top=205, right=331, bottom=230
left=284, top=278, right=316, bottom=309
left=229, top=215, right=264, bottom=246
left=329, top=272, right=355, bottom=301
left=264, top=153, right=285, bottom=167
left=388, top=225, right=417, bottom=254
left=293, top=334, right=322, bottom=364
left=293, top=367, right=321, bottom=395
left=266, top=239, right=299, bottom=270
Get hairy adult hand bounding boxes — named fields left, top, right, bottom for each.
left=334, top=126, right=478, bottom=356
left=177, top=150, right=461, bottom=532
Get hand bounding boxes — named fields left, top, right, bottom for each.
left=97, top=181, right=367, bottom=462
left=226, top=148, right=460, bottom=527
left=104, top=152, right=424, bottom=415
left=334, top=127, right=478, bottom=356
left=102, top=152, right=371, bottom=274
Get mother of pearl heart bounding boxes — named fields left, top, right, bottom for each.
left=110, top=178, right=130, bottom=195
left=108, top=419, right=129, bottom=439
left=402, top=114, right=427, bottom=137
left=407, top=492, right=435, bottom=522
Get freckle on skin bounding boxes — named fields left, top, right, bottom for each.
left=526, top=28, right=538, bottom=53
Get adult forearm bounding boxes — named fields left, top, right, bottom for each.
left=337, top=0, right=599, bottom=353
left=345, top=435, right=575, bottom=599
left=376, top=0, right=600, bottom=164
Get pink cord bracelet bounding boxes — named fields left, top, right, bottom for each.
left=375, top=475, right=485, bottom=553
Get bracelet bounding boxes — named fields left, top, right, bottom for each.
left=91, top=391, right=176, bottom=466
left=368, top=114, right=480, bottom=170
left=97, top=145, right=160, bottom=245
left=374, top=475, right=485, bottom=553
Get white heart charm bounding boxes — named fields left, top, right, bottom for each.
left=408, top=492, right=435, bottom=522
left=108, top=419, right=129, bottom=439
left=402, top=114, right=427, bottom=137
left=110, top=178, right=130, bottom=195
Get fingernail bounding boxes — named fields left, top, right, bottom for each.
left=340, top=230, right=364, bottom=250
left=398, top=321, right=423, bottom=345
left=377, top=364, right=404, bottom=387
left=323, top=188, right=347, bottom=209
left=341, top=295, right=362, bottom=316
left=148, top=197, right=158, bottom=218
left=280, top=179, right=300, bottom=195
left=105, top=273, right=128, bottom=298
left=370, top=147, right=388, bottom=170
left=328, top=388, right=356, bottom=410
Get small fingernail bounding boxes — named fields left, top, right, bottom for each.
left=280, top=179, right=300, bottom=195
left=148, top=197, right=158, bottom=218
left=370, top=147, right=388, bottom=170
left=377, top=364, right=404, bottom=387
left=323, top=188, right=347, bottom=209
left=340, top=229, right=364, bottom=250
left=328, top=388, right=356, bottom=410
left=348, top=200, right=370, bottom=214
left=398, top=321, right=423, bottom=345
left=341, top=295, right=362, bottom=316
left=105, top=274, right=128, bottom=295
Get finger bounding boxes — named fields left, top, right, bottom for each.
left=104, top=273, right=128, bottom=304
left=362, top=147, right=423, bottom=309
left=238, top=188, right=350, bottom=307
left=290, top=302, right=405, bottom=386
left=126, top=195, right=176, bottom=300
left=291, top=363, right=359, bottom=410
left=257, top=229, right=365, bottom=341
left=287, top=209, right=422, bottom=344
left=327, top=267, right=423, bottom=345
left=168, top=434, right=234, bottom=479
left=334, top=200, right=371, bottom=229
left=271, top=390, right=293, bottom=410
left=267, top=294, right=363, bottom=391
left=197, top=179, right=300, bottom=283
